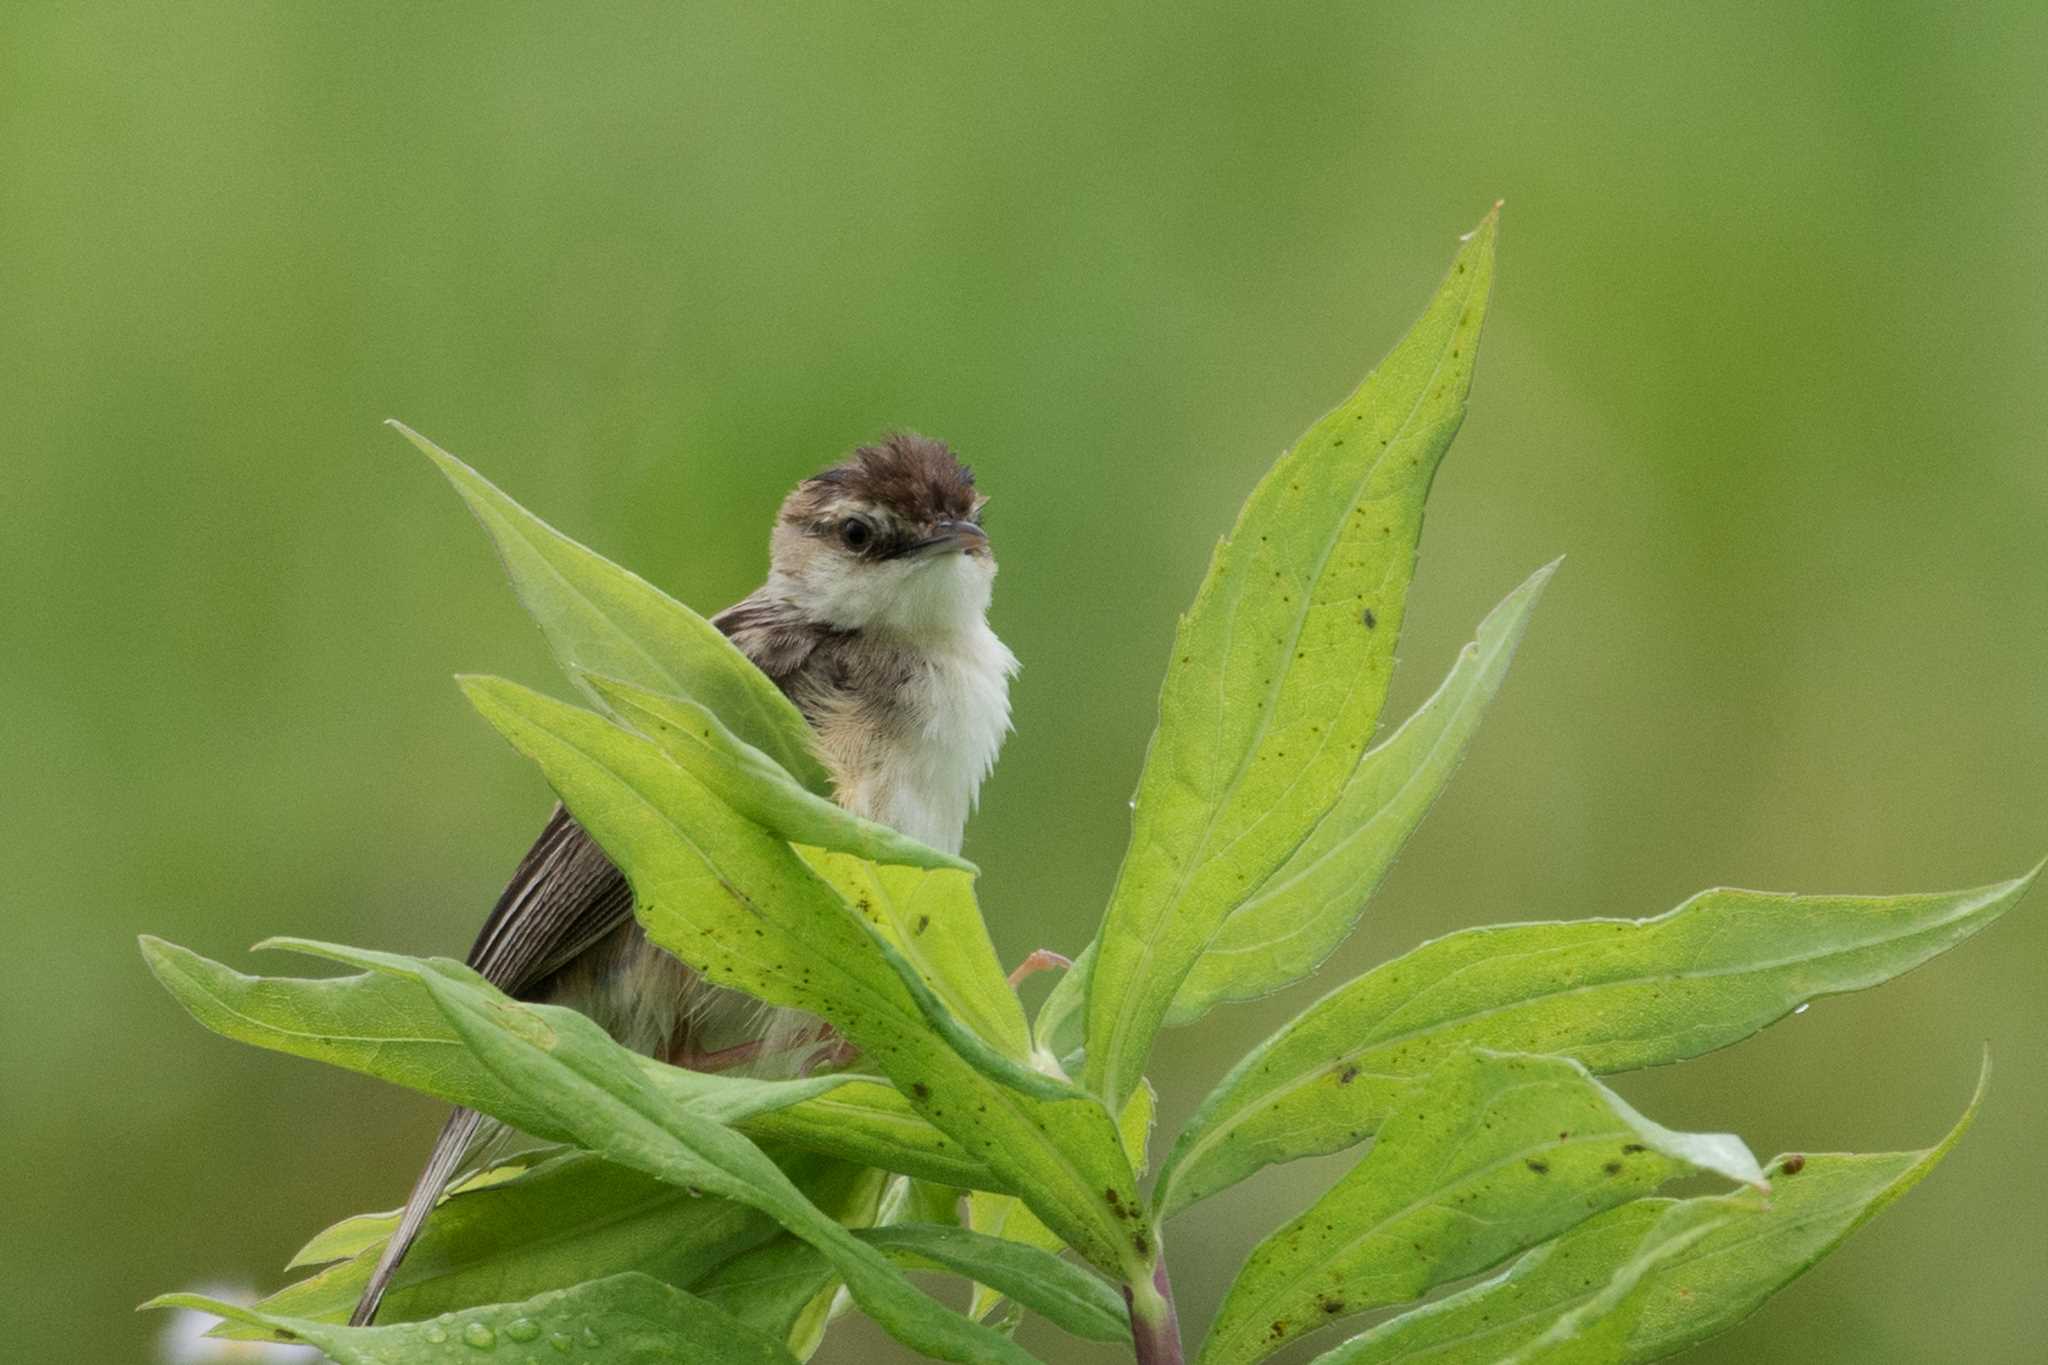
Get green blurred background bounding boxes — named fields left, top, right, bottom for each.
left=5, top=3, right=2043, bottom=1361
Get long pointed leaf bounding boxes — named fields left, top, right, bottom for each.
left=1157, top=870, right=2031, bottom=1216
left=1198, top=1049, right=1764, bottom=1365
left=1313, top=1054, right=1989, bottom=1364
left=217, top=1150, right=798, bottom=1337
left=393, top=420, right=831, bottom=794
left=699, top=1224, right=1132, bottom=1346
left=141, top=935, right=850, bottom=1134
left=147, top=1272, right=800, bottom=1364
left=1168, top=558, right=1555, bottom=1024
left=1087, top=208, right=1501, bottom=1109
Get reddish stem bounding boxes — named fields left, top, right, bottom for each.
left=1125, top=1257, right=1184, bottom=1365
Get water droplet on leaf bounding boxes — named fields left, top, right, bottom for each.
left=463, top=1321, right=497, bottom=1349
left=505, top=1317, right=542, bottom=1343
left=1793, top=1002, right=1810, bottom=1014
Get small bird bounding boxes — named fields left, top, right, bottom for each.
left=351, top=433, right=1017, bottom=1325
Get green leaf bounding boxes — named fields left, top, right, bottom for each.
left=216, top=1150, right=791, bottom=1337
left=164, top=935, right=1022, bottom=1361
left=138, top=935, right=559, bottom=1137
left=1197, top=1049, right=1764, bottom=1365
left=210, top=938, right=1030, bottom=1358
left=1087, top=208, right=1501, bottom=1110
left=147, top=1271, right=801, bottom=1364
left=1032, top=939, right=1092, bottom=1061
left=460, top=674, right=1144, bottom=1280
left=411, top=959, right=1040, bottom=1365
left=141, top=935, right=850, bottom=1137
left=686, top=1162, right=897, bottom=1355
left=287, top=1160, right=539, bottom=1271
left=1493, top=1205, right=1731, bottom=1365
left=142, top=931, right=999, bottom=1189
left=799, top=849, right=1032, bottom=1064
left=1312, top=1055, right=1989, bottom=1364
left=701, top=1224, right=1132, bottom=1347
left=966, top=1079, right=1155, bottom=1323
left=392, top=420, right=831, bottom=795
left=866, top=1224, right=1130, bottom=1343
left=586, top=671, right=973, bottom=873
left=1156, top=869, right=2032, bottom=1217
left=742, top=1079, right=1008, bottom=1192
left=1167, top=560, right=1554, bottom=1025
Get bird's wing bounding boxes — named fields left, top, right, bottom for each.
left=712, top=589, right=830, bottom=715
left=463, top=801, right=634, bottom=994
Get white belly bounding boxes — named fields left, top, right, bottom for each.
left=836, top=624, right=1017, bottom=855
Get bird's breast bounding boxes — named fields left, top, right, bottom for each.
left=816, top=623, right=1016, bottom=855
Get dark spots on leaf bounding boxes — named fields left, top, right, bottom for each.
left=914, top=914, right=930, bottom=935
left=1622, top=1143, right=1647, bottom=1156
left=1131, top=1231, right=1150, bottom=1257
left=1558, top=1131, right=1570, bottom=1142
left=1105, top=1187, right=1122, bottom=1207
left=1271, top=1323, right=1287, bottom=1339
left=911, top=1082, right=929, bottom=1100
left=1361, top=608, right=1377, bottom=629
left=1526, top=1159, right=1550, bottom=1175
left=1338, top=1066, right=1359, bottom=1085
left=1781, top=1154, right=1806, bottom=1176
left=1319, top=1298, right=1346, bottom=1315
left=1603, top=1161, right=1622, bottom=1176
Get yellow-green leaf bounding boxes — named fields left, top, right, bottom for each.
left=1087, top=209, right=1501, bottom=1110
left=394, top=420, right=831, bottom=794
left=460, top=675, right=1144, bottom=1280
left=147, top=1272, right=800, bottom=1364
left=1199, top=1049, right=1763, bottom=1365
left=1314, top=1055, right=1990, bottom=1364
left=1157, top=870, right=2032, bottom=1217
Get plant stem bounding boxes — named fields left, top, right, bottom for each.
left=1125, top=1256, right=1184, bottom=1365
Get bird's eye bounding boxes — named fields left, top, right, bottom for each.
left=839, top=518, right=873, bottom=551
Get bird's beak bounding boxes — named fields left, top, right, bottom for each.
left=907, top=520, right=990, bottom=557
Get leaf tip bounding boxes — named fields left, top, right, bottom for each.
left=1460, top=199, right=1505, bottom=242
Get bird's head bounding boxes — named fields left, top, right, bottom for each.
left=768, top=432, right=994, bottom=635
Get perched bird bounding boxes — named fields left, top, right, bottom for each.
left=351, top=433, right=1016, bottom=1325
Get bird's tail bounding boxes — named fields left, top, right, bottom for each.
left=349, top=1105, right=484, bottom=1326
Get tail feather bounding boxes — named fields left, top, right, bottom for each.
left=349, top=1106, right=484, bottom=1326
